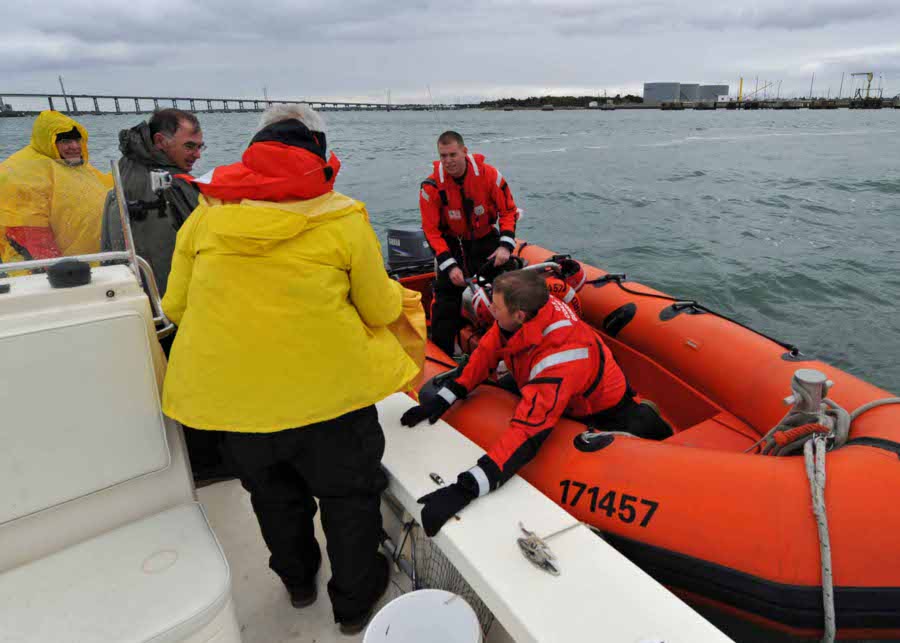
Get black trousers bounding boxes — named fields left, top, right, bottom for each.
left=580, top=394, right=673, bottom=440
left=159, top=332, right=230, bottom=480
left=221, top=405, right=389, bottom=622
left=431, top=231, right=500, bottom=356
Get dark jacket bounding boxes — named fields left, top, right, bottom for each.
left=100, top=122, right=199, bottom=295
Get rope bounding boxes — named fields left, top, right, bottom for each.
left=823, top=399, right=851, bottom=448
left=805, top=434, right=836, bottom=643
left=745, top=405, right=842, bottom=456
left=752, top=394, right=900, bottom=642
left=850, top=397, right=900, bottom=422
left=745, top=379, right=853, bottom=456
left=584, top=274, right=801, bottom=355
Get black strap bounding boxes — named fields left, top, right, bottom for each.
left=843, top=437, right=900, bottom=459
left=420, top=178, right=448, bottom=206
left=6, top=236, right=34, bottom=261
left=586, top=274, right=801, bottom=356
left=582, top=340, right=607, bottom=399
left=127, top=197, right=166, bottom=221
left=426, top=355, right=457, bottom=369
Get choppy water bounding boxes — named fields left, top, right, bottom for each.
left=2, top=109, right=898, bottom=393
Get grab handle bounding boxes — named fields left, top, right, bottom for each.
left=136, top=256, right=175, bottom=340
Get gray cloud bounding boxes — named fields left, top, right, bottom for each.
left=691, top=0, right=900, bottom=31
left=6, top=0, right=456, bottom=51
left=541, top=0, right=900, bottom=36
left=1, top=0, right=898, bottom=100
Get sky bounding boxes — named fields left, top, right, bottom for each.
left=2, top=0, right=899, bottom=104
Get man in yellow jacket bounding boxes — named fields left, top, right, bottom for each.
left=0, top=111, right=112, bottom=263
left=161, top=103, right=421, bottom=634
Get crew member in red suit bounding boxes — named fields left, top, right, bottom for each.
left=402, top=269, right=672, bottom=536
left=419, top=130, right=519, bottom=355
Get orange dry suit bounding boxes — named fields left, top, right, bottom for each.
left=418, top=153, right=519, bottom=275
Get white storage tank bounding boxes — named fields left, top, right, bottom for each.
left=643, top=82, right=681, bottom=105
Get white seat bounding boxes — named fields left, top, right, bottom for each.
left=0, top=503, right=233, bottom=643
left=0, top=266, right=240, bottom=643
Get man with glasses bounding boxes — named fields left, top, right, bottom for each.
left=101, top=108, right=204, bottom=293
left=101, top=108, right=204, bottom=294
left=101, top=109, right=228, bottom=485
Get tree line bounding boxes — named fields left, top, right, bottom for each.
left=478, top=94, right=643, bottom=108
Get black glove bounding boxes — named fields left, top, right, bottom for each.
left=400, top=390, right=455, bottom=427
left=417, top=476, right=478, bottom=537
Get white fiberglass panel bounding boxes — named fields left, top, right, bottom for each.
left=0, top=313, right=169, bottom=524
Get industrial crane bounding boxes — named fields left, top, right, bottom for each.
left=851, top=72, right=875, bottom=99
left=737, top=77, right=776, bottom=101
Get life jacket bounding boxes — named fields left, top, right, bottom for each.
left=182, top=119, right=340, bottom=202
left=419, top=153, right=518, bottom=270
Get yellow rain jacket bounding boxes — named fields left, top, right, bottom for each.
left=161, top=191, right=422, bottom=433
left=0, top=111, right=112, bottom=263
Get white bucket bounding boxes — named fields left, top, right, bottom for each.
left=363, top=589, right=482, bottom=643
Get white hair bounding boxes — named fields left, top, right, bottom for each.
left=258, top=103, right=326, bottom=134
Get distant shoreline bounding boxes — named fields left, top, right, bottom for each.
left=2, top=100, right=897, bottom=118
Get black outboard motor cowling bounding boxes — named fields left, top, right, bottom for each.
left=387, top=228, right=434, bottom=275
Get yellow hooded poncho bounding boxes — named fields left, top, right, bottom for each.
left=161, top=191, right=424, bottom=432
left=0, top=111, right=112, bottom=263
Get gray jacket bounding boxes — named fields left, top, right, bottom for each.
left=101, top=123, right=200, bottom=295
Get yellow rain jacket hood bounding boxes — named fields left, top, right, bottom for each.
left=161, top=190, right=422, bottom=432
left=0, top=110, right=112, bottom=262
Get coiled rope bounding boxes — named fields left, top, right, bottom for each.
left=754, top=394, right=900, bottom=643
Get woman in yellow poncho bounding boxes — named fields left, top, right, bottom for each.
left=0, top=110, right=112, bottom=263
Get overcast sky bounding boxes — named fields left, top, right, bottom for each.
left=2, top=0, right=899, bottom=103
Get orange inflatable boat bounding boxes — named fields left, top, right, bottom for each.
left=396, top=241, right=900, bottom=640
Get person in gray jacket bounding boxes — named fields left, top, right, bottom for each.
left=102, top=109, right=229, bottom=485
left=100, top=108, right=204, bottom=297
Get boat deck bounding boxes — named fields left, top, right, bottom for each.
left=198, top=480, right=415, bottom=643
left=199, top=479, right=830, bottom=643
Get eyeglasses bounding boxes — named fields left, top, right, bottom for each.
left=183, top=142, right=207, bottom=152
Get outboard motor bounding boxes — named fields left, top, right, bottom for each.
left=386, top=228, right=433, bottom=275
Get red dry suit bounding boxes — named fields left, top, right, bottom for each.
left=418, top=153, right=518, bottom=275
left=440, top=296, right=628, bottom=495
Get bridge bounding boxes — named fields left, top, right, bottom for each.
left=0, top=92, right=467, bottom=116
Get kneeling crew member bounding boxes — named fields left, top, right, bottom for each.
left=401, top=269, right=672, bottom=536
left=419, top=130, right=519, bottom=356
